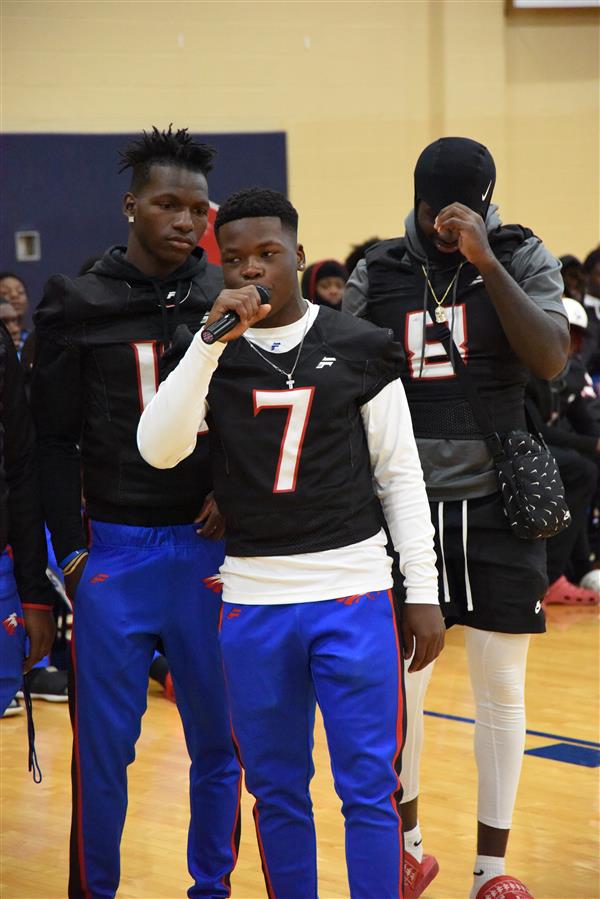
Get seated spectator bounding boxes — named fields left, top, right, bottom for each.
left=559, top=255, right=585, bottom=302
left=582, top=248, right=600, bottom=379
left=0, top=299, right=23, bottom=353
left=527, top=298, right=599, bottom=605
left=0, top=272, right=30, bottom=346
left=301, top=259, right=347, bottom=309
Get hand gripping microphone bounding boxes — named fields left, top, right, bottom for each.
left=201, top=285, right=271, bottom=345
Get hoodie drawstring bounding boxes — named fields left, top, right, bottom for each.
left=418, top=263, right=430, bottom=379
left=448, top=261, right=465, bottom=368
left=150, top=279, right=191, bottom=349
left=173, top=282, right=183, bottom=334
left=152, top=281, right=171, bottom=348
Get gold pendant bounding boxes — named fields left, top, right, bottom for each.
left=435, top=307, right=447, bottom=323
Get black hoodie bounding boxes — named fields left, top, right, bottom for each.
left=0, top=323, right=55, bottom=607
left=31, top=246, right=223, bottom=564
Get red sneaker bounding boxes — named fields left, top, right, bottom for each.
left=403, top=852, right=439, bottom=899
left=542, top=574, right=599, bottom=606
left=475, top=874, right=534, bottom=898
left=164, top=672, right=176, bottom=703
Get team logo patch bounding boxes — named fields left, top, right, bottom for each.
left=90, top=573, right=110, bottom=584
left=336, top=592, right=379, bottom=606
left=316, top=356, right=336, bottom=369
left=534, top=600, right=542, bottom=614
left=3, top=612, right=24, bottom=634
left=203, top=575, right=223, bottom=594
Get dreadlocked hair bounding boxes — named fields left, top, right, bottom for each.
left=119, top=125, right=216, bottom=191
left=214, top=187, right=298, bottom=236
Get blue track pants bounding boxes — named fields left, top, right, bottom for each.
left=219, top=589, right=405, bottom=899
left=69, top=522, right=241, bottom=899
left=0, top=551, right=24, bottom=716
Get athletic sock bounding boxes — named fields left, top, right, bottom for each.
left=469, top=855, right=505, bottom=899
left=404, top=823, right=423, bottom=863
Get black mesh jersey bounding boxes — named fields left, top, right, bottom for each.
left=364, top=227, right=535, bottom=440
left=206, top=306, right=403, bottom=557
left=31, top=246, right=223, bottom=563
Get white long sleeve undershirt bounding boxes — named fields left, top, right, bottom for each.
left=137, top=306, right=438, bottom=605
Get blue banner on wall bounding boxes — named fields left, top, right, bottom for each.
left=0, top=131, right=287, bottom=317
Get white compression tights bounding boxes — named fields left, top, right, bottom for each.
left=401, top=628, right=531, bottom=829
left=400, top=659, right=434, bottom=804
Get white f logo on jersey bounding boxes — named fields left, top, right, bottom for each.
left=316, top=357, right=336, bottom=369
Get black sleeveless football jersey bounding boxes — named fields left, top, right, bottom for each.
left=206, top=307, right=403, bottom=556
left=31, top=247, right=222, bottom=562
left=364, top=227, right=535, bottom=440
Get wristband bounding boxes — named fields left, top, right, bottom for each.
left=59, top=549, right=87, bottom=569
left=61, top=550, right=89, bottom=576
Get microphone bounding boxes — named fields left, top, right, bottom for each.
left=201, top=285, right=271, bottom=345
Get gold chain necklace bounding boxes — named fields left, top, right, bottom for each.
left=421, top=266, right=459, bottom=323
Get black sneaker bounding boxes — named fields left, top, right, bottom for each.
left=2, top=696, right=24, bottom=717
left=19, top=666, right=68, bottom=702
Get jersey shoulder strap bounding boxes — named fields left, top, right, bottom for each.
left=365, top=226, right=536, bottom=283
left=365, top=237, right=410, bottom=271
left=487, top=224, right=535, bottom=267
left=313, top=304, right=398, bottom=362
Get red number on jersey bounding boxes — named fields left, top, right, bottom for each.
left=405, top=305, right=468, bottom=380
left=131, top=341, right=208, bottom=434
left=253, top=388, right=315, bottom=493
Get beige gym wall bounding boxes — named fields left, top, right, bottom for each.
left=2, top=0, right=598, bottom=264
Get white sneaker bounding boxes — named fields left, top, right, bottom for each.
left=2, top=696, right=24, bottom=717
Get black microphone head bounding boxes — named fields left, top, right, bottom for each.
left=255, top=285, right=271, bottom=303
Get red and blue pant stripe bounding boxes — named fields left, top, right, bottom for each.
left=219, top=589, right=405, bottom=899
left=68, top=521, right=241, bottom=899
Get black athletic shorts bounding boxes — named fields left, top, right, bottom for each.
left=429, top=491, right=547, bottom=634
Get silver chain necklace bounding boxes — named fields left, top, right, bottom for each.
left=246, top=302, right=311, bottom=390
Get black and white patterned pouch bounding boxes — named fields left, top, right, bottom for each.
left=495, top=431, right=571, bottom=540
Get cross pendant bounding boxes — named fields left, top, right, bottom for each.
left=435, top=307, right=447, bottom=324
left=286, top=378, right=295, bottom=389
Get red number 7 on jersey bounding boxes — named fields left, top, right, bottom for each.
left=253, top=388, right=315, bottom=493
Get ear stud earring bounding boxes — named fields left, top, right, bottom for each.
left=128, top=215, right=135, bottom=223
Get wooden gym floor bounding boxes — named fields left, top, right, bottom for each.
left=1, top=605, right=598, bottom=899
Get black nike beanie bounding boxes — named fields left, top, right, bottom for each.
left=414, top=137, right=496, bottom=220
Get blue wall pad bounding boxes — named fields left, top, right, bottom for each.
left=1, top=131, right=287, bottom=315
